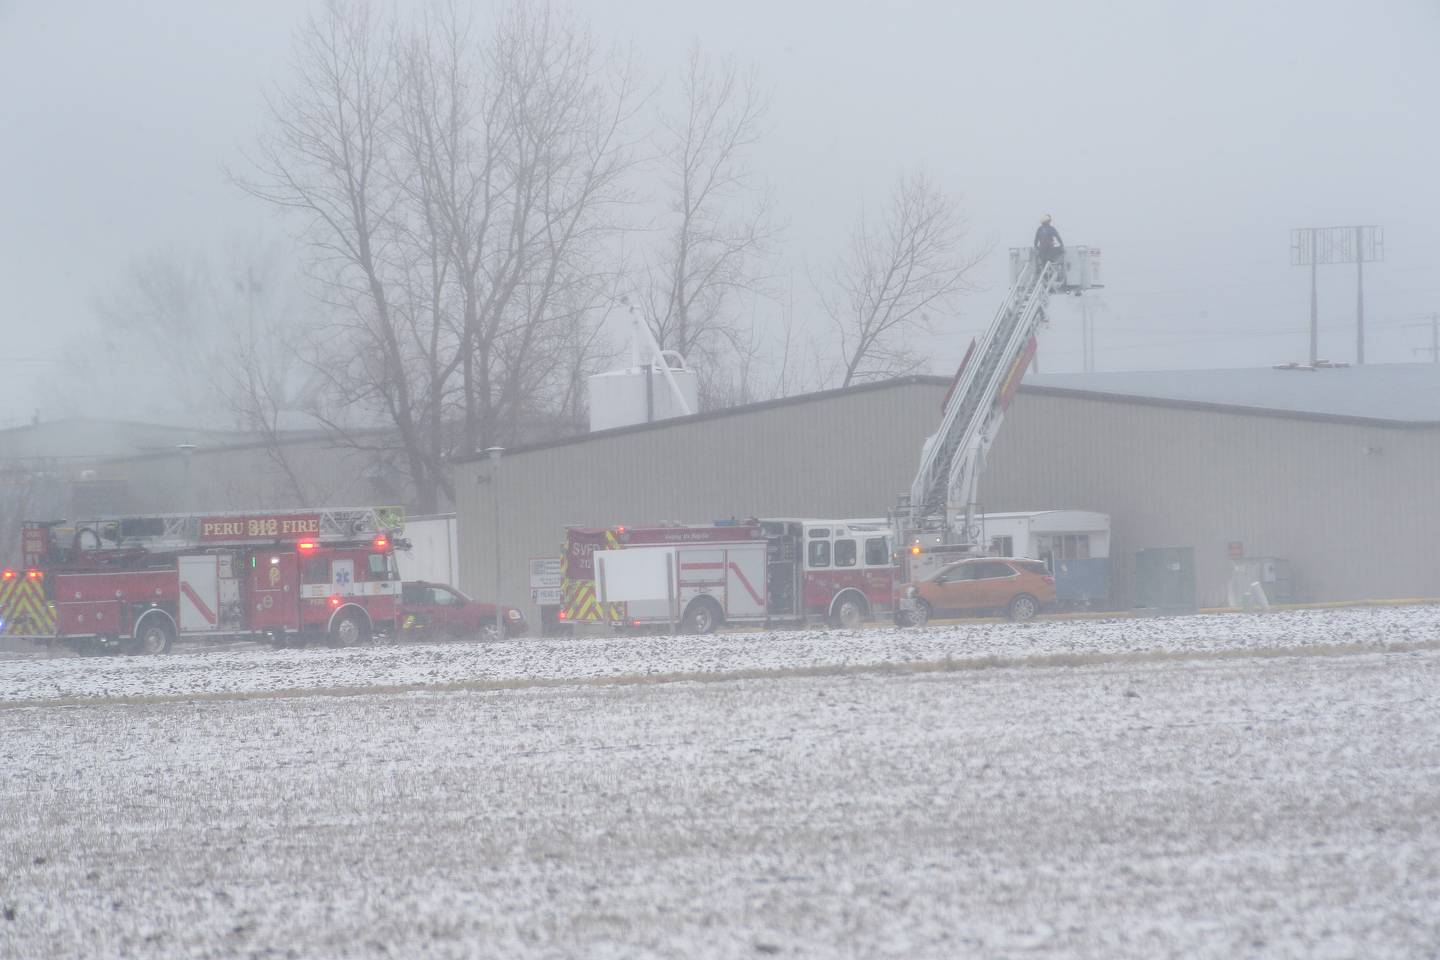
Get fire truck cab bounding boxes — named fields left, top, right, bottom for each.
left=759, top=519, right=895, bottom=629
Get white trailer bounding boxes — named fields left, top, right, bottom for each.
left=976, top=510, right=1110, bottom=564
left=396, top=514, right=459, bottom=585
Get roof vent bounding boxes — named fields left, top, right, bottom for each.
left=1272, top=360, right=1351, bottom=372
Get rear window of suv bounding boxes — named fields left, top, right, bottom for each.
left=1016, top=560, right=1050, bottom=575
left=975, top=561, right=1017, bottom=580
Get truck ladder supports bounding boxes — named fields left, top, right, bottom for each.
left=908, top=259, right=1058, bottom=539
left=69, top=506, right=405, bottom=551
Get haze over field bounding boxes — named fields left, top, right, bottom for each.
left=2, top=0, right=1437, bottom=426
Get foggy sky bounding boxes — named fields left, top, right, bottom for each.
left=3, top=0, right=1437, bottom=427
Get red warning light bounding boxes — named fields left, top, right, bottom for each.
left=557, top=610, right=568, bottom=621
left=1, top=569, right=14, bottom=581
left=372, top=536, right=389, bottom=550
left=297, top=541, right=318, bottom=553
left=328, top=594, right=342, bottom=608
left=25, top=568, right=42, bottom=581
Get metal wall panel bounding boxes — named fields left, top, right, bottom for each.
left=983, top=392, right=1440, bottom=606
left=456, top=378, right=1440, bottom=622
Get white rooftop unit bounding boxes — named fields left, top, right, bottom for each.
left=588, top=360, right=699, bottom=432
left=588, top=305, right=699, bottom=432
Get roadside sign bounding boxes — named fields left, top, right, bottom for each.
left=529, top=557, right=562, bottom=590
left=531, top=586, right=561, bottom=605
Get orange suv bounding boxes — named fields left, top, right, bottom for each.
left=895, top=557, right=1055, bottom=625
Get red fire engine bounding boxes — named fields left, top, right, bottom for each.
left=559, top=518, right=896, bottom=633
left=11, top=507, right=405, bottom=655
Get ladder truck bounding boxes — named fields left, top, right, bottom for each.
left=7, top=507, right=406, bottom=655
left=894, top=244, right=1104, bottom=583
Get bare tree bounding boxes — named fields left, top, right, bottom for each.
left=238, top=0, right=637, bottom=512
left=212, top=239, right=322, bottom=503
left=234, top=0, right=450, bottom=502
left=642, top=43, right=776, bottom=407
left=59, top=236, right=312, bottom=437
left=74, top=250, right=226, bottom=424
left=819, top=170, right=986, bottom=387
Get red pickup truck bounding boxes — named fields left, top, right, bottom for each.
left=399, top=581, right=527, bottom=641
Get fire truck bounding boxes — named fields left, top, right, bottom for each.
left=559, top=518, right=896, bottom=633
left=6, top=507, right=406, bottom=655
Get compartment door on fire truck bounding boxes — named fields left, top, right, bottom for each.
left=178, top=555, right=221, bottom=632
left=678, top=545, right=767, bottom=620
left=250, top=552, right=300, bottom=632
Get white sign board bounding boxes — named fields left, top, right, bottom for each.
left=529, top=557, right=562, bottom=590
left=594, top=547, right=678, bottom=604
left=531, top=586, right=562, bottom=605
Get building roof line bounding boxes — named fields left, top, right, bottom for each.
left=450, top=376, right=953, bottom=463
left=1019, top=383, right=1439, bottom=429
left=457, top=369, right=1438, bottom=463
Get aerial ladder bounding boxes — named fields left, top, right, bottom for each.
left=23, top=506, right=406, bottom=566
left=896, top=243, right=1103, bottom=570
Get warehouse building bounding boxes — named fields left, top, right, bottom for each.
left=454, top=363, right=1440, bottom=621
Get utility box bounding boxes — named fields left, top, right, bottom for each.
left=1134, top=547, right=1196, bottom=613
left=1230, top=557, right=1293, bottom=604
left=588, top=363, right=699, bottom=432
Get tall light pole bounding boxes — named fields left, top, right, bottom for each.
left=484, top=446, right=505, bottom=641
left=1290, top=225, right=1383, bottom=365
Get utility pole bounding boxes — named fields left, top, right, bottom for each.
left=1310, top=241, right=1319, bottom=365
left=1079, top=301, right=1096, bottom=373
left=1355, top=226, right=1365, bottom=365
left=1405, top=314, right=1440, bottom=363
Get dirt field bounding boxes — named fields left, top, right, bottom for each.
left=3, top=615, right=1438, bottom=958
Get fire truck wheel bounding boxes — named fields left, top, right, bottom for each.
left=831, top=594, right=867, bottom=630
left=127, top=619, right=175, bottom=656
left=329, top=612, right=371, bottom=647
left=682, top=598, right=722, bottom=635
left=1008, top=593, right=1039, bottom=622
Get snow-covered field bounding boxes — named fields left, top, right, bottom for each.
left=1, top=604, right=1436, bottom=704
left=3, top=607, right=1439, bottom=958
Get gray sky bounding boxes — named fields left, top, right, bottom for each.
left=3, top=0, right=1437, bottom=425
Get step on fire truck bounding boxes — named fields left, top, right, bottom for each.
left=559, top=518, right=896, bottom=633
left=6, top=507, right=405, bottom=655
